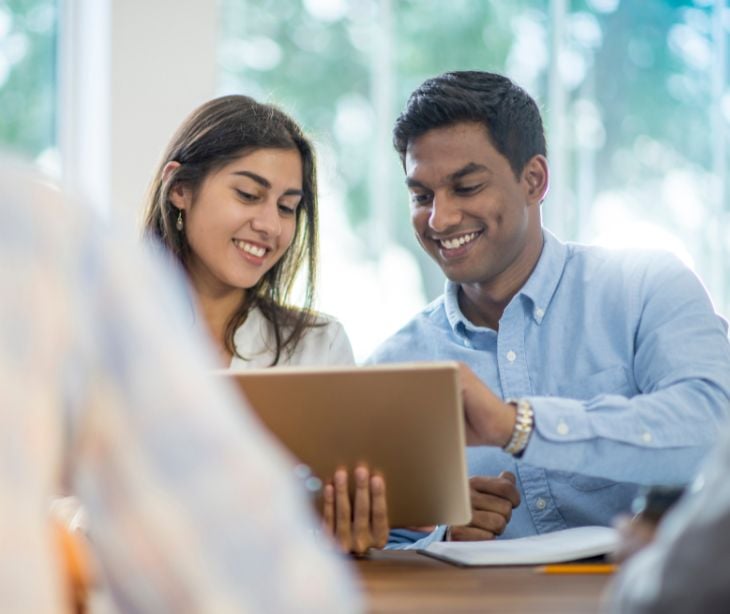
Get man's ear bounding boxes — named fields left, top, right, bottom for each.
left=162, top=161, right=189, bottom=210
left=522, top=155, right=549, bottom=206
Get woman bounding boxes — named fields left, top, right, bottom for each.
left=142, top=95, right=388, bottom=554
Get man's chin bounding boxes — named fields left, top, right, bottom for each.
left=441, top=269, right=487, bottom=286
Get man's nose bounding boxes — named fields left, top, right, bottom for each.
left=428, top=195, right=461, bottom=232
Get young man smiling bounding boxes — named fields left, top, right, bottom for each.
left=371, top=71, right=730, bottom=548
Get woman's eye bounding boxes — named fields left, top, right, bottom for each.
left=235, top=189, right=258, bottom=202
left=278, top=203, right=297, bottom=215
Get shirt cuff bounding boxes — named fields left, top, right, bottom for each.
left=527, top=396, right=594, bottom=442
left=385, top=525, right=448, bottom=550
left=519, top=396, right=594, bottom=466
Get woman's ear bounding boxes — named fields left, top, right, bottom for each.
left=522, top=155, right=549, bottom=206
left=162, top=161, right=189, bottom=210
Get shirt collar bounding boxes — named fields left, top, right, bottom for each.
left=443, top=229, right=568, bottom=333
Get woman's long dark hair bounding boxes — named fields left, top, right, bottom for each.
left=142, top=95, right=320, bottom=365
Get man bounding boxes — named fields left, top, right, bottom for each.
left=0, top=162, right=360, bottom=613
left=370, top=71, right=730, bottom=548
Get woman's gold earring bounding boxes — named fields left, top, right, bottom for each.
left=176, top=210, right=184, bottom=231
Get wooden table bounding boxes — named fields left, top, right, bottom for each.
left=355, top=551, right=613, bottom=613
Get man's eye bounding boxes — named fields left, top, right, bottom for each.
left=410, top=193, right=431, bottom=205
left=455, top=184, right=480, bottom=195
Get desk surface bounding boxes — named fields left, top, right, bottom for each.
left=355, top=550, right=613, bottom=614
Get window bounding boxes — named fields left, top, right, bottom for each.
left=554, top=0, right=729, bottom=316
left=218, top=0, right=729, bottom=357
left=0, top=0, right=58, bottom=172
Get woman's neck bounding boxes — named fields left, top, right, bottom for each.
left=194, top=287, right=247, bottom=366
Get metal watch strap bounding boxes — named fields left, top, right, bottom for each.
left=503, top=398, right=534, bottom=457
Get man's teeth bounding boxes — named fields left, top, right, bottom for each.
left=234, top=239, right=266, bottom=258
left=440, top=232, right=479, bottom=250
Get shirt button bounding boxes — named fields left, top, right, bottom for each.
left=642, top=431, right=653, bottom=443
left=557, top=421, right=570, bottom=436
left=536, top=498, right=547, bottom=510
left=506, top=350, right=517, bottom=362
left=535, top=307, right=545, bottom=318
left=463, top=339, right=472, bottom=348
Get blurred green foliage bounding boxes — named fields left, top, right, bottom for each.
left=575, top=0, right=713, bottom=194
left=220, top=0, right=720, bottom=299
left=0, top=0, right=723, bottom=305
left=0, top=0, right=56, bottom=158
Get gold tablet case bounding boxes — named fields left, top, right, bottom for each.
left=226, top=362, right=471, bottom=528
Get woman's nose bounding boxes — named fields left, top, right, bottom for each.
left=250, top=201, right=281, bottom=236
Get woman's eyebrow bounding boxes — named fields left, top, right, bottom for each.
left=231, top=170, right=271, bottom=188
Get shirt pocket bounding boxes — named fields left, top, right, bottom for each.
left=555, top=365, right=635, bottom=400
left=568, top=474, right=620, bottom=491
left=550, top=469, right=621, bottom=492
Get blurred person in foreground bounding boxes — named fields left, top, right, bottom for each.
left=606, top=422, right=730, bottom=612
left=0, top=161, right=360, bottom=613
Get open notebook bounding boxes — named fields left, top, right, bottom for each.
left=421, top=526, right=619, bottom=566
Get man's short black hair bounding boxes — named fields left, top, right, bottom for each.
left=393, top=71, right=547, bottom=177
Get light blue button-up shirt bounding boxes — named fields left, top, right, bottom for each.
left=370, top=230, right=730, bottom=548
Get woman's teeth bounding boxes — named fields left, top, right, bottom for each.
left=234, top=239, right=266, bottom=258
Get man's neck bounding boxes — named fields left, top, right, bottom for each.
left=458, top=283, right=514, bottom=331
left=458, top=233, right=544, bottom=330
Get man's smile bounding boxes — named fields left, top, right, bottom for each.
left=435, top=230, right=482, bottom=250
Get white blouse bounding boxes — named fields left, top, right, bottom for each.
left=229, top=306, right=355, bottom=369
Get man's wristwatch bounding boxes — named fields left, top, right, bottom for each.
left=503, top=398, right=534, bottom=457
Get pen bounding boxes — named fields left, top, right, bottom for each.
left=537, top=563, right=618, bottom=574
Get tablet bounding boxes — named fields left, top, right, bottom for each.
left=226, top=362, right=471, bottom=528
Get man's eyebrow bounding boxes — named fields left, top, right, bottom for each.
left=405, top=162, right=490, bottom=189
left=447, top=162, right=489, bottom=182
left=405, top=176, right=428, bottom=189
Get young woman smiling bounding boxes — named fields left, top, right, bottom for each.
left=144, top=95, right=347, bottom=368
left=142, top=95, right=388, bottom=554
